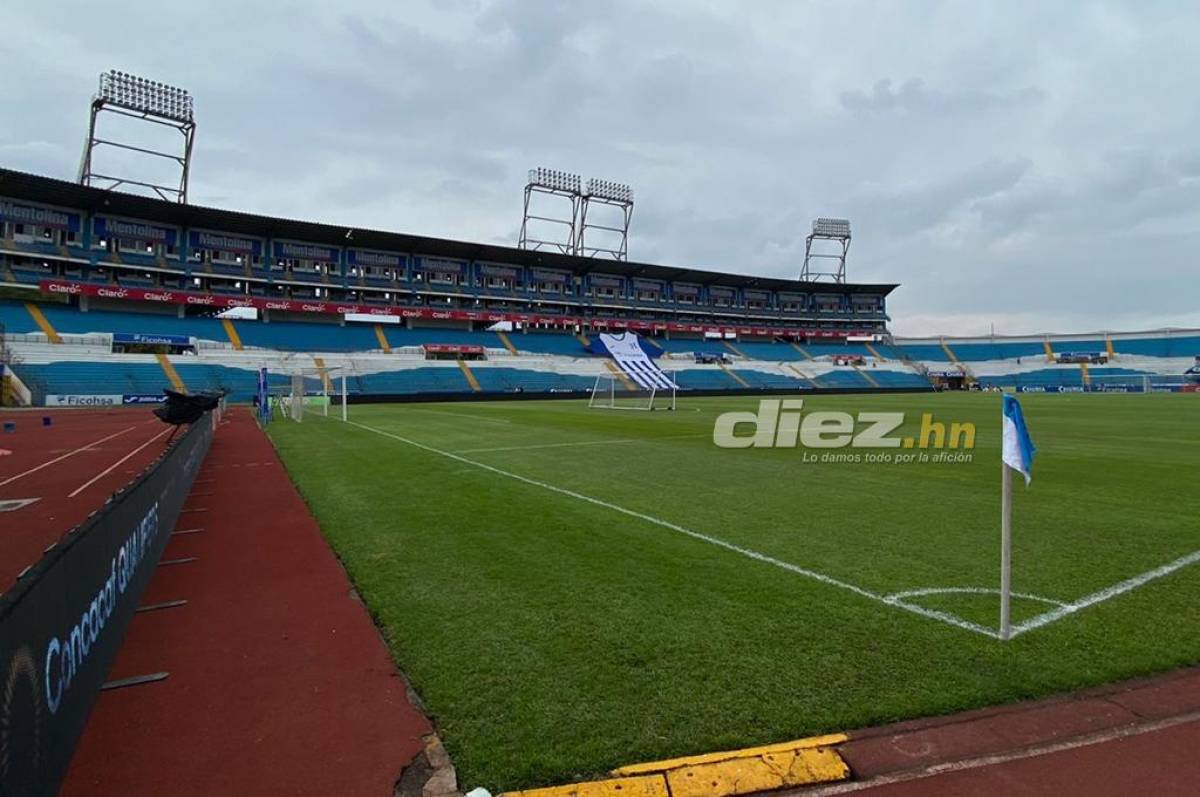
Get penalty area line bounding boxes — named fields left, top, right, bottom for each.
left=342, top=418, right=999, bottom=639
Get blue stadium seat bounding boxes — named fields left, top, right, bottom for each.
left=472, top=367, right=593, bottom=392
left=0, top=300, right=39, bottom=333
left=731, top=370, right=806, bottom=389
left=674, top=369, right=740, bottom=389
left=656, top=338, right=732, bottom=356
left=731, top=341, right=805, bottom=361
left=509, top=332, right=586, bottom=356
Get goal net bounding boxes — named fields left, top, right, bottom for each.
left=264, top=366, right=348, bottom=423
left=588, top=372, right=676, bottom=411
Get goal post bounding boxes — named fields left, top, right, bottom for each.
left=588, top=372, right=676, bottom=411
left=266, top=366, right=349, bottom=423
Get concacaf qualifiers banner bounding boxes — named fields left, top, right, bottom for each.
left=0, top=414, right=213, bottom=794
left=38, top=279, right=866, bottom=340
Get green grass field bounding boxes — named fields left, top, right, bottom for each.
left=268, top=392, right=1200, bottom=792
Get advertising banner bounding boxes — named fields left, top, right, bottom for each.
left=0, top=416, right=212, bottom=793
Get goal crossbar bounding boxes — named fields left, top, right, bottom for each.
left=588, top=372, right=676, bottom=411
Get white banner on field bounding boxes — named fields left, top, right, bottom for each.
left=598, top=333, right=678, bottom=390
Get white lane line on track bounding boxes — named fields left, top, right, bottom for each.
left=0, top=425, right=138, bottom=487
left=68, top=428, right=172, bottom=498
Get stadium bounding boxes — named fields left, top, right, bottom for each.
left=1, top=62, right=1198, bottom=797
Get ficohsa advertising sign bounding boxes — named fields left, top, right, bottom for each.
left=45, top=395, right=123, bottom=407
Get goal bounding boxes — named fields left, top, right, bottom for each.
left=264, top=366, right=348, bottom=423
left=588, top=372, right=676, bottom=411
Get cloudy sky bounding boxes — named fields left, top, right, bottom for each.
left=4, top=1, right=1199, bottom=336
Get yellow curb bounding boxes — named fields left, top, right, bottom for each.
left=501, top=734, right=850, bottom=797
left=665, top=746, right=849, bottom=797
left=612, top=733, right=848, bottom=775
left=501, top=773, right=668, bottom=797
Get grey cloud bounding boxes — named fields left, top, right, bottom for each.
left=2, top=0, right=1198, bottom=335
left=839, top=78, right=1043, bottom=115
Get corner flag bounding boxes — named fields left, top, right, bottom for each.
left=999, top=393, right=1036, bottom=640
left=1001, top=394, right=1036, bottom=485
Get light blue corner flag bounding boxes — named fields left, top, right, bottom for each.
left=1001, top=393, right=1036, bottom=485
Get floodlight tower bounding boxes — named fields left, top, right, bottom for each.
left=577, top=178, right=634, bottom=261
left=518, top=168, right=582, bottom=255
left=78, top=70, right=196, bottom=203
left=800, top=217, right=851, bottom=283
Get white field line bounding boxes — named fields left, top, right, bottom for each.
left=68, top=428, right=172, bottom=498
left=342, top=418, right=1000, bottom=639
left=455, top=433, right=708, bottom=455
left=887, top=587, right=1068, bottom=608
left=389, top=407, right=513, bottom=425
left=1007, top=548, right=1200, bottom=638
left=0, top=425, right=138, bottom=487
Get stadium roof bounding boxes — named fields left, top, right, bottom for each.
left=0, top=168, right=896, bottom=296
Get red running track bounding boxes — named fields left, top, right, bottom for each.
left=848, top=719, right=1200, bottom=796
left=62, top=408, right=431, bottom=796
left=0, top=408, right=172, bottom=587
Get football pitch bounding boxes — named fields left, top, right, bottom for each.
left=268, top=392, right=1200, bottom=790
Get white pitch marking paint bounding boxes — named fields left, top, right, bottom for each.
left=68, top=428, right=172, bottom=498
left=321, top=416, right=1200, bottom=640
left=0, top=425, right=137, bottom=486
left=455, top=433, right=708, bottom=455
left=343, top=418, right=1000, bottom=639
left=886, top=587, right=1068, bottom=608
left=1007, top=548, right=1200, bottom=638
left=392, top=407, right=514, bottom=425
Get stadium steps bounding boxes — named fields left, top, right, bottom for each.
left=221, top=318, right=244, bottom=350
left=155, top=353, right=187, bottom=393
left=1080, top=361, right=1091, bottom=387
left=717, top=362, right=750, bottom=387
left=723, top=340, right=745, bottom=357
left=865, top=342, right=886, bottom=361
left=603, top=360, right=637, bottom=391
left=852, top=364, right=880, bottom=387
left=374, top=324, right=392, bottom=353
left=791, top=342, right=813, bottom=359
left=576, top=333, right=591, bottom=346
left=786, top=363, right=819, bottom=387
left=1043, top=338, right=1055, bottom=362
left=495, top=331, right=519, bottom=355
left=1106, top=335, right=1116, bottom=359
left=457, top=360, right=482, bottom=392
left=24, top=303, right=62, bottom=344
left=313, top=357, right=334, bottom=393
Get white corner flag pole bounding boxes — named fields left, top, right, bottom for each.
left=1000, top=459, right=1013, bottom=641
left=998, top=392, right=1035, bottom=642
left=341, top=373, right=348, bottom=422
